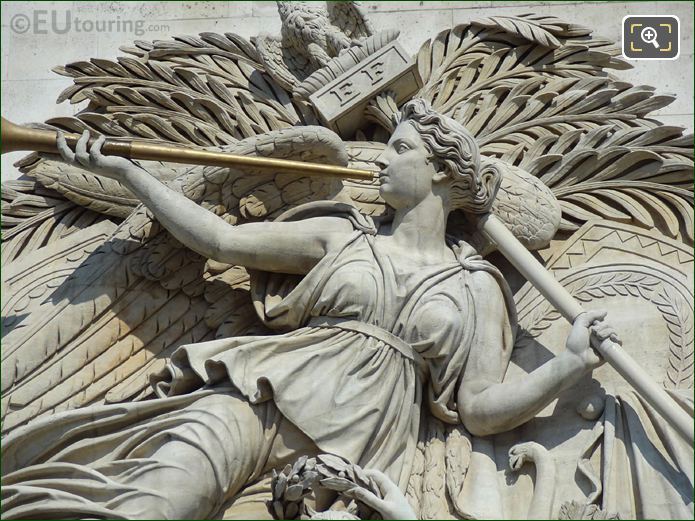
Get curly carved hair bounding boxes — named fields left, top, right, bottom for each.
left=398, top=98, right=501, bottom=214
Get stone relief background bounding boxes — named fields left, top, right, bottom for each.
left=1, top=1, right=693, bottom=181
left=1, top=2, right=692, bottom=518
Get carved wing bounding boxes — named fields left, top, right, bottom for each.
left=14, top=30, right=303, bottom=214
left=1, top=122, right=351, bottom=434
left=55, top=32, right=300, bottom=139
left=0, top=23, right=403, bottom=437
left=4, top=29, right=328, bottom=258
left=327, top=1, right=375, bottom=40
left=255, top=32, right=323, bottom=95
left=3, top=12, right=692, bottom=518
left=1, top=179, right=115, bottom=264
left=403, top=12, right=693, bottom=519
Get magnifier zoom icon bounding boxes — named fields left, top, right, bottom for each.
left=640, top=26, right=660, bottom=48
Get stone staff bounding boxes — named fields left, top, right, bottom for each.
left=2, top=117, right=692, bottom=443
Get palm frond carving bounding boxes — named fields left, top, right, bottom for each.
left=413, top=20, right=692, bottom=245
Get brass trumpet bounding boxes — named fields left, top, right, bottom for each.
left=0, top=117, right=377, bottom=181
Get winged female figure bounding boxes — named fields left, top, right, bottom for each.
left=2, top=3, right=693, bottom=519
left=1, top=98, right=616, bottom=519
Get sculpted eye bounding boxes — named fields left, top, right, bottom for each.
left=396, top=143, right=410, bottom=153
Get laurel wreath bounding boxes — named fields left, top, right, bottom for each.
left=518, top=271, right=693, bottom=390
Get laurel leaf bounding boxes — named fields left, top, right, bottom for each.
left=476, top=15, right=562, bottom=47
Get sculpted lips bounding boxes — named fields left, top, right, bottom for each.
left=378, top=170, right=389, bottom=185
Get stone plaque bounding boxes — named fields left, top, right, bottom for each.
left=309, top=41, right=422, bottom=137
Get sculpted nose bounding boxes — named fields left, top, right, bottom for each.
left=375, top=152, right=389, bottom=170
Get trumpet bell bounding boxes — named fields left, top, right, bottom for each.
left=1, top=117, right=61, bottom=155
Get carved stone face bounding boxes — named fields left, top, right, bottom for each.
left=376, top=122, right=442, bottom=210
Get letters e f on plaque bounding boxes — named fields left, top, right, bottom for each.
left=309, top=42, right=423, bottom=138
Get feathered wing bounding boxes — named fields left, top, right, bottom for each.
left=256, top=2, right=378, bottom=101
left=15, top=29, right=303, bottom=198
left=327, top=1, right=375, bottom=40
left=4, top=29, right=309, bottom=255
left=0, top=22, right=398, bottom=436
left=255, top=34, right=311, bottom=94
left=55, top=31, right=300, bottom=140
left=3, top=9, right=693, bottom=517
left=1, top=179, right=116, bottom=264
left=1, top=118, right=352, bottom=434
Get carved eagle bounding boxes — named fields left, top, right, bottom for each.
left=277, top=1, right=372, bottom=68
left=256, top=1, right=375, bottom=92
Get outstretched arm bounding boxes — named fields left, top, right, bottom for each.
left=457, top=272, right=616, bottom=437
left=52, top=131, right=352, bottom=274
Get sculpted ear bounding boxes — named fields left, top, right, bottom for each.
left=473, top=161, right=503, bottom=213
left=432, top=170, right=449, bottom=183
left=431, top=159, right=452, bottom=184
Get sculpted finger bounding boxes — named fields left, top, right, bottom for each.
left=75, top=130, right=91, bottom=167
left=591, top=324, right=619, bottom=345
left=594, top=325, right=616, bottom=340
left=363, top=469, right=400, bottom=495
left=587, top=334, right=607, bottom=361
left=55, top=131, right=75, bottom=162
left=576, top=310, right=607, bottom=328
left=589, top=310, right=608, bottom=325
left=345, top=487, right=383, bottom=511
left=90, top=135, right=106, bottom=163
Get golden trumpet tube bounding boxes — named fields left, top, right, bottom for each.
left=0, top=117, right=377, bottom=181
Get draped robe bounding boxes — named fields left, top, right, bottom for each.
left=1, top=203, right=516, bottom=519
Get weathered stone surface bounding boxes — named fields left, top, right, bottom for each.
left=1, top=2, right=692, bottom=520
left=504, top=220, right=693, bottom=519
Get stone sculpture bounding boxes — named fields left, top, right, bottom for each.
left=1, top=2, right=693, bottom=519
left=256, top=1, right=376, bottom=91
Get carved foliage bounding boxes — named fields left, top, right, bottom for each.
left=50, top=32, right=298, bottom=146
left=519, top=270, right=693, bottom=391
left=269, top=454, right=382, bottom=520
left=652, top=289, right=694, bottom=390
left=470, top=13, right=593, bottom=49
left=1, top=125, right=356, bottom=432
left=413, top=18, right=692, bottom=245
left=1, top=179, right=112, bottom=264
